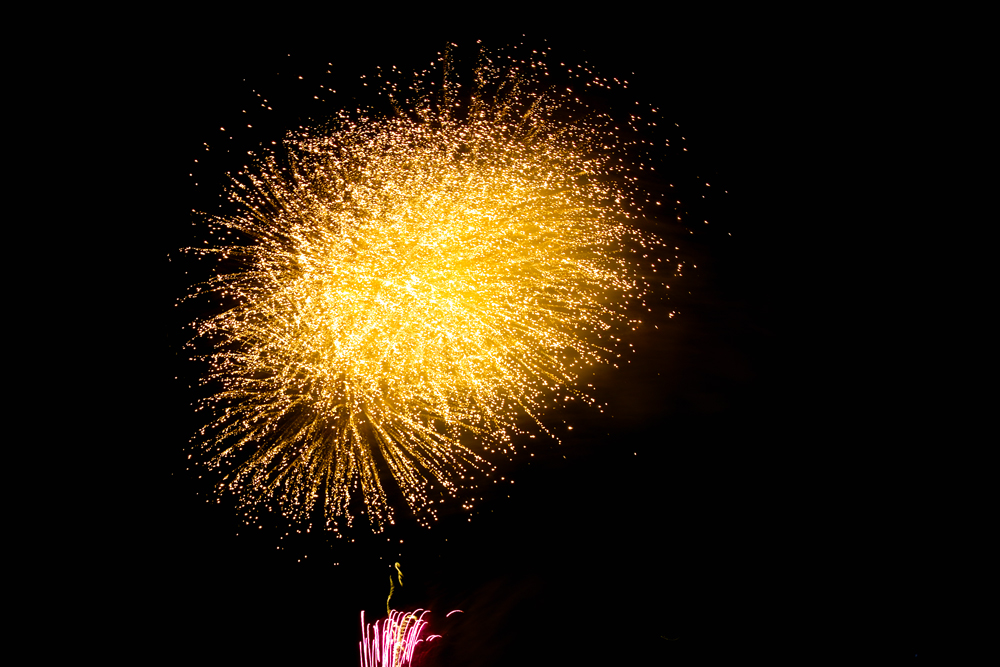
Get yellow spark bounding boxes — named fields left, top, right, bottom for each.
left=183, top=45, right=663, bottom=532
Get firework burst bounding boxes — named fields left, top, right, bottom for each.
left=181, top=43, right=667, bottom=531
left=360, top=609, right=444, bottom=667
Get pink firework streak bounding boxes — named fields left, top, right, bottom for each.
left=359, top=609, right=459, bottom=667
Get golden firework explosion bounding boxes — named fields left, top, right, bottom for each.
left=181, top=44, right=666, bottom=532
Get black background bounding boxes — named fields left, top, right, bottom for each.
left=145, top=21, right=936, bottom=664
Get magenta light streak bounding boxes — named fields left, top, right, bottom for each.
left=445, top=610, right=464, bottom=617
left=360, top=609, right=454, bottom=667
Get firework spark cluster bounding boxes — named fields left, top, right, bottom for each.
left=182, top=44, right=668, bottom=531
left=360, top=609, right=443, bottom=667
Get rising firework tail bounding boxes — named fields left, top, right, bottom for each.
left=181, top=42, right=669, bottom=532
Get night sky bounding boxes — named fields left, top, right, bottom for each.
left=155, top=25, right=932, bottom=663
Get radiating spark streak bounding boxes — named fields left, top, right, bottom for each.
left=183, top=44, right=666, bottom=532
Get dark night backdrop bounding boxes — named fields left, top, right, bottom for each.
left=149, top=22, right=935, bottom=663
